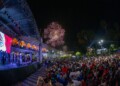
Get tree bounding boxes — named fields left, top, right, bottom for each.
left=100, top=20, right=108, bottom=33
left=77, top=30, right=95, bottom=44
left=75, top=51, right=82, bottom=58
left=108, top=23, right=120, bottom=42
left=77, top=30, right=95, bottom=53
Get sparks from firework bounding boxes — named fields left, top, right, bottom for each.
left=44, top=22, right=65, bottom=47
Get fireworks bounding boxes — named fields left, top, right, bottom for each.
left=44, top=22, right=65, bottom=47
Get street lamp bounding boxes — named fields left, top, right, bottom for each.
left=101, top=40, right=104, bottom=43
left=98, top=39, right=104, bottom=48
left=98, top=41, right=101, bottom=44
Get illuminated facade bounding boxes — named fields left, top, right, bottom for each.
left=0, top=0, right=41, bottom=64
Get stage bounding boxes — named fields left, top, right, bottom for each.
left=0, top=62, right=42, bottom=86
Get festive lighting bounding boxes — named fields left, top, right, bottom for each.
left=32, top=45, right=36, bottom=49
left=42, top=48, right=47, bottom=52
left=26, top=43, right=31, bottom=48
left=19, top=41, right=26, bottom=47
left=12, top=38, right=19, bottom=45
left=44, top=22, right=65, bottom=47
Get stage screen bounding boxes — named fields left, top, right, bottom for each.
left=0, top=31, right=12, bottom=53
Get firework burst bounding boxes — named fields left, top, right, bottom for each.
left=44, top=22, right=65, bottom=47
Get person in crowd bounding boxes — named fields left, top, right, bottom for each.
left=37, top=55, right=119, bottom=86
left=37, top=76, right=52, bottom=86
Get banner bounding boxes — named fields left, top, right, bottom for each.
left=0, top=31, right=12, bottom=53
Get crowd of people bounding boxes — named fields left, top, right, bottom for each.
left=37, top=55, right=120, bottom=86
left=0, top=50, right=10, bottom=65
left=0, top=50, right=37, bottom=66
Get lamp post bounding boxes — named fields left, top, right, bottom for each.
left=98, top=39, right=104, bottom=55
left=98, top=39, right=104, bottom=49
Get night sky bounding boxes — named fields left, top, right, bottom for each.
left=27, top=0, right=120, bottom=51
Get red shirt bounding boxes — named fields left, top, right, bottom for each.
left=82, top=80, right=86, bottom=86
left=90, top=63, right=95, bottom=70
left=102, top=69, right=109, bottom=77
left=82, top=64, right=86, bottom=68
left=62, top=67, right=68, bottom=74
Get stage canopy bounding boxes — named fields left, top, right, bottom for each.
left=0, top=0, right=40, bottom=39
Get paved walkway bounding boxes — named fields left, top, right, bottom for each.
left=15, top=66, right=47, bottom=86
